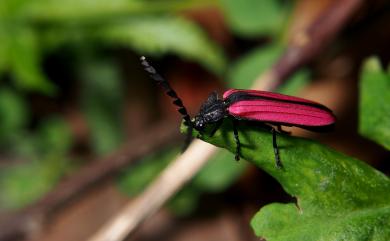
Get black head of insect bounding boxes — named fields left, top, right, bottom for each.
left=194, top=92, right=227, bottom=131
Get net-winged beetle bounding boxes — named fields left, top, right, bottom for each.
left=140, top=56, right=336, bottom=168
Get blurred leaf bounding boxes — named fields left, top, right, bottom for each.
left=11, top=0, right=214, bottom=22
left=0, top=28, right=11, bottom=75
left=9, top=28, right=56, bottom=94
left=0, top=88, right=28, bottom=141
left=219, top=0, right=288, bottom=37
left=167, top=187, right=200, bottom=216
left=36, top=117, right=73, bottom=154
left=0, top=0, right=36, bottom=17
left=359, top=57, right=390, bottom=150
left=1, top=0, right=219, bottom=94
left=117, top=148, right=178, bottom=196
left=0, top=158, right=68, bottom=209
left=227, top=44, right=309, bottom=92
left=186, top=117, right=390, bottom=241
left=0, top=117, right=73, bottom=209
left=80, top=60, right=125, bottom=155
left=277, top=69, right=310, bottom=95
left=99, top=16, right=226, bottom=75
left=193, top=149, right=247, bottom=192
left=227, top=44, right=284, bottom=88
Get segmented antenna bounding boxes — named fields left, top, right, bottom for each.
left=140, top=56, right=194, bottom=148
left=140, top=56, right=192, bottom=125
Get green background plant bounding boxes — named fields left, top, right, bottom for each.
left=0, top=0, right=226, bottom=210
left=359, top=57, right=390, bottom=150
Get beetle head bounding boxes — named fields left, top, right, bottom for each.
left=193, top=92, right=227, bottom=131
left=194, top=115, right=206, bottom=131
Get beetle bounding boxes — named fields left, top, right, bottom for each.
left=140, top=56, right=336, bottom=168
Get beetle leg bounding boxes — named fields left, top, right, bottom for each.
left=277, top=125, right=291, bottom=135
left=233, top=119, right=241, bottom=161
left=272, top=128, right=283, bottom=169
left=210, top=120, right=223, bottom=137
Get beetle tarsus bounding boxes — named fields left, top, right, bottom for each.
left=272, top=128, right=283, bottom=169
left=233, top=119, right=241, bottom=161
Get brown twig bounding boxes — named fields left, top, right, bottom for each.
left=0, top=120, right=180, bottom=241
left=88, top=140, right=217, bottom=241
left=254, top=0, right=365, bottom=90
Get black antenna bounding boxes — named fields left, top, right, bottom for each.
left=140, top=56, right=192, bottom=125
left=140, top=56, right=193, bottom=148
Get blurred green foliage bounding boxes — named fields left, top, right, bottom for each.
left=220, top=0, right=289, bottom=37
left=227, top=44, right=284, bottom=88
left=0, top=0, right=224, bottom=210
left=80, top=59, right=125, bottom=155
left=99, top=16, right=226, bottom=74
left=117, top=148, right=178, bottom=196
left=0, top=0, right=224, bottom=94
left=0, top=88, right=29, bottom=142
left=359, top=57, right=390, bottom=150
left=0, top=0, right=300, bottom=213
left=0, top=117, right=73, bottom=209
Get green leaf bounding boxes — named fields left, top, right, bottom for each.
left=219, top=0, right=288, bottom=37
left=117, top=148, right=178, bottom=196
left=9, top=0, right=215, bottom=22
left=9, top=28, right=56, bottom=94
left=166, top=187, right=200, bottom=216
left=184, top=119, right=390, bottom=240
left=36, top=117, right=73, bottom=155
left=227, top=44, right=284, bottom=88
left=0, top=117, right=73, bottom=209
left=0, top=157, right=68, bottom=209
left=227, top=44, right=309, bottom=91
left=359, top=57, right=390, bottom=150
left=193, top=149, right=247, bottom=192
left=99, top=16, right=226, bottom=75
left=0, top=28, right=11, bottom=75
left=80, top=60, right=125, bottom=155
left=0, top=0, right=30, bottom=17
left=0, top=88, right=28, bottom=141
left=1, top=1, right=223, bottom=80
left=277, top=70, right=310, bottom=96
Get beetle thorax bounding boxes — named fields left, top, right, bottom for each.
left=194, top=92, right=227, bottom=130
